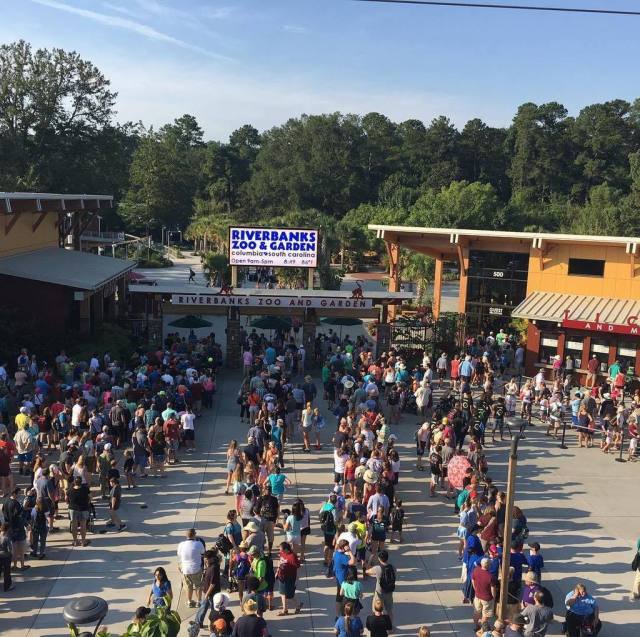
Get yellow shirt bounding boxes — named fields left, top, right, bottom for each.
left=15, top=412, right=30, bottom=430
left=354, top=521, right=367, bottom=549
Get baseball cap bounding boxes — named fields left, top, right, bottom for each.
left=104, top=443, right=112, bottom=450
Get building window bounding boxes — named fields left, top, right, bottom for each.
left=539, top=336, right=558, bottom=365
left=568, top=258, right=605, bottom=277
left=616, top=341, right=637, bottom=374
left=589, top=338, right=610, bottom=373
left=565, top=337, right=584, bottom=369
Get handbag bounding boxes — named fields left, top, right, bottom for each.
left=632, top=552, right=640, bottom=572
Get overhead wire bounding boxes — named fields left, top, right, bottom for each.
left=352, top=0, right=640, bottom=17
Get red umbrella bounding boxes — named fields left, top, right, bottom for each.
left=447, top=454, right=471, bottom=490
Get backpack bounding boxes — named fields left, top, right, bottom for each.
left=261, top=496, right=277, bottom=521
left=320, top=508, right=336, bottom=534
left=215, top=534, right=233, bottom=554
left=379, top=563, right=396, bottom=592
left=235, top=553, right=251, bottom=579
left=264, top=555, right=276, bottom=587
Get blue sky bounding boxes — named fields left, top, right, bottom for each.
left=2, top=0, right=639, bottom=140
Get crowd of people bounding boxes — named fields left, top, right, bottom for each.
left=1, top=323, right=639, bottom=637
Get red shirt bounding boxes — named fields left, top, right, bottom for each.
left=163, top=419, right=180, bottom=441
left=278, top=551, right=300, bottom=580
left=451, top=359, right=460, bottom=378
left=587, top=358, right=599, bottom=373
left=472, top=567, right=497, bottom=601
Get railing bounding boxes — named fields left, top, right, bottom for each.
left=80, top=231, right=126, bottom=241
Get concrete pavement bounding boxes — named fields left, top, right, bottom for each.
left=3, top=373, right=639, bottom=636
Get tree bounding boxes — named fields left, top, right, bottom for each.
left=120, top=115, right=204, bottom=232
left=402, top=252, right=435, bottom=304
left=422, top=116, right=461, bottom=189
left=571, top=100, right=637, bottom=199
left=408, top=181, right=501, bottom=230
left=360, top=112, right=400, bottom=199
left=0, top=40, right=117, bottom=191
left=506, top=102, right=575, bottom=204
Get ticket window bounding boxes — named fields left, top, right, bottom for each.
left=539, top=335, right=558, bottom=365
left=589, top=338, right=610, bottom=373
left=565, top=337, right=583, bottom=370
left=616, top=341, right=637, bottom=375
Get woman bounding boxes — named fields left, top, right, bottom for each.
left=224, top=440, right=240, bottom=496
left=232, top=464, right=247, bottom=515
left=284, top=500, right=303, bottom=558
left=344, top=453, right=358, bottom=500
left=340, top=568, right=363, bottom=615
left=38, top=406, right=54, bottom=454
left=335, top=601, right=364, bottom=637
left=367, top=508, right=386, bottom=567
left=149, top=430, right=166, bottom=477
left=209, top=592, right=235, bottom=636
left=300, top=402, right=314, bottom=453
left=312, top=407, right=323, bottom=450
left=576, top=407, right=594, bottom=448
left=147, top=566, right=173, bottom=609
left=238, top=383, right=250, bottom=424
left=297, top=498, right=311, bottom=563
left=67, top=475, right=91, bottom=547
left=631, top=536, right=640, bottom=601
left=276, top=541, right=303, bottom=615
left=224, top=510, right=243, bottom=549
left=72, top=455, right=89, bottom=486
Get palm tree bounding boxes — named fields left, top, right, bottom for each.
left=402, top=253, right=435, bottom=305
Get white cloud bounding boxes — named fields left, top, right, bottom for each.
left=200, top=6, right=234, bottom=20
left=282, top=24, right=308, bottom=34
left=101, top=2, right=140, bottom=18
left=31, top=0, right=234, bottom=62
left=101, top=57, right=485, bottom=140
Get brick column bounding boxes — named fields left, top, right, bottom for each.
left=302, top=309, right=317, bottom=370
left=226, top=307, right=241, bottom=368
left=376, top=322, right=391, bottom=359
left=525, top=322, right=541, bottom=377
left=386, top=240, right=400, bottom=320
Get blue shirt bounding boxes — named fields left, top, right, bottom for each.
left=460, top=360, right=473, bottom=377
left=265, top=347, right=276, bottom=365
left=333, top=551, right=350, bottom=586
left=268, top=473, right=286, bottom=496
left=335, top=615, right=363, bottom=637
left=565, top=591, right=598, bottom=616
left=527, top=553, right=544, bottom=578
left=509, top=551, right=528, bottom=583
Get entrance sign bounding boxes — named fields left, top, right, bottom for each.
left=229, top=227, right=318, bottom=267
left=562, top=309, right=639, bottom=335
left=172, top=294, right=373, bottom=309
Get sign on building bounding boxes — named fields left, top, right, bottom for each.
left=228, top=227, right=318, bottom=268
left=171, top=294, right=373, bottom=309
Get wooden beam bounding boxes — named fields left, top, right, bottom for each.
left=456, top=243, right=466, bottom=276
left=32, top=211, right=47, bottom=233
left=5, top=212, right=21, bottom=236
left=632, top=252, right=636, bottom=278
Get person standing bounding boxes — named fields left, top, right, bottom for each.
left=181, top=406, right=196, bottom=453
left=563, top=583, right=599, bottom=637
left=0, top=523, right=14, bottom=591
left=2, top=487, right=28, bottom=568
left=276, top=541, right=303, bottom=615
left=521, top=590, right=553, bottom=637
left=177, top=528, right=205, bottom=608
left=366, top=550, right=395, bottom=625
left=67, top=476, right=92, bottom=547
left=231, top=598, right=268, bottom=637
left=106, top=477, right=126, bottom=532
left=190, top=549, right=221, bottom=634
left=632, top=537, right=640, bottom=600
left=365, top=598, right=392, bottom=637
left=471, top=557, right=497, bottom=629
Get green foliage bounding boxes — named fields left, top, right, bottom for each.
left=201, top=252, right=230, bottom=286
left=67, top=324, right=136, bottom=364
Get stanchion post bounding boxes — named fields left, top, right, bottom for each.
left=498, top=433, right=523, bottom=622
left=615, top=428, right=627, bottom=463
left=559, top=416, right=568, bottom=449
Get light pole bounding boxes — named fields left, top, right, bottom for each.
left=97, top=215, right=102, bottom=237
left=498, top=433, right=523, bottom=622
left=63, top=596, right=108, bottom=637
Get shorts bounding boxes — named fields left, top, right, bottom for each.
left=134, top=454, right=148, bottom=468
left=334, top=473, right=343, bottom=484
left=183, top=429, right=195, bottom=441
left=324, top=533, right=335, bottom=548
left=438, top=369, right=446, bottom=379
left=335, top=584, right=344, bottom=603
left=473, top=597, right=493, bottom=617
left=279, top=578, right=296, bottom=599
left=167, top=438, right=179, bottom=451
left=456, top=526, right=467, bottom=539
left=417, top=441, right=426, bottom=456
left=301, top=526, right=311, bottom=537
left=18, top=452, right=33, bottom=463
left=182, top=571, right=203, bottom=589
left=356, top=547, right=366, bottom=562
left=70, top=509, right=90, bottom=523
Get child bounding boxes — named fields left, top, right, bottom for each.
left=123, top=449, right=136, bottom=489
left=538, top=396, right=549, bottom=424
left=546, top=399, right=562, bottom=438
left=629, top=430, right=638, bottom=461
left=389, top=499, right=405, bottom=543
left=601, top=420, right=613, bottom=453
left=526, top=541, right=544, bottom=581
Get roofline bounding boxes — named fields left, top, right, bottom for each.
left=368, top=224, right=640, bottom=247
left=0, top=192, right=113, bottom=201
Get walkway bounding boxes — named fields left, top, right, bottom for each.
left=2, top=374, right=639, bottom=636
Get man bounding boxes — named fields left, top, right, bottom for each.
left=586, top=356, right=599, bottom=389
left=231, top=598, right=268, bottom=637
left=504, top=614, right=526, bottom=636
left=366, top=484, right=390, bottom=523
left=257, top=485, right=279, bottom=554
left=163, top=415, right=180, bottom=464
left=13, top=426, right=34, bottom=475
left=106, top=477, right=126, bottom=532
left=471, top=557, right=497, bottom=628
left=564, top=583, right=598, bottom=637
left=177, top=529, right=205, bottom=608
left=521, top=590, right=553, bottom=636
left=332, top=539, right=356, bottom=618
left=459, top=356, right=473, bottom=383
left=132, top=423, right=150, bottom=477
left=190, top=549, right=221, bottom=634
left=188, top=267, right=196, bottom=283
left=435, top=353, right=448, bottom=387
left=366, top=550, right=395, bottom=624
left=110, top=399, right=130, bottom=448
left=181, top=406, right=196, bottom=452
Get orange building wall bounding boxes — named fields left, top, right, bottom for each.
left=0, top=212, right=59, bottom=257
left=526, top=243, right=640, bottom=299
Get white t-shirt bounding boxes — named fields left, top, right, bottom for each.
left=71, top=403, right=83, bottom=426
left=338, top=531, right=359, bottom=554
left=89, top=357, right=99, bottom=370
left=161, top=374, right=174, bottom=385
left=177, top=539, right=204, bottom=575
left=334, top=450, right=348, bottom=474
left=181, top=413, right=195, bottom=431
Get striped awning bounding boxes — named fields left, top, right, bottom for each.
left=511, top=291, right=640, bottom=324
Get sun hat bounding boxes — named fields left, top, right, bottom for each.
left=343, top=379, right=354, bottom=389
left=244, top=521, right=259, bottom=533
left=247, top=545, right=260, bottom=555
left=363, top=469, right=379, bottom=484
left=243, top=599, right=258, bottom=614
left=213, top=592, right=230, bottom=611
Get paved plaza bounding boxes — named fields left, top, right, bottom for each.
left=2, top=373, right=639, bottom=636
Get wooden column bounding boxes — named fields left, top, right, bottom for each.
left=386, top=240, right=400, bottom=320
left=433, top=254, right=443, bottom=318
